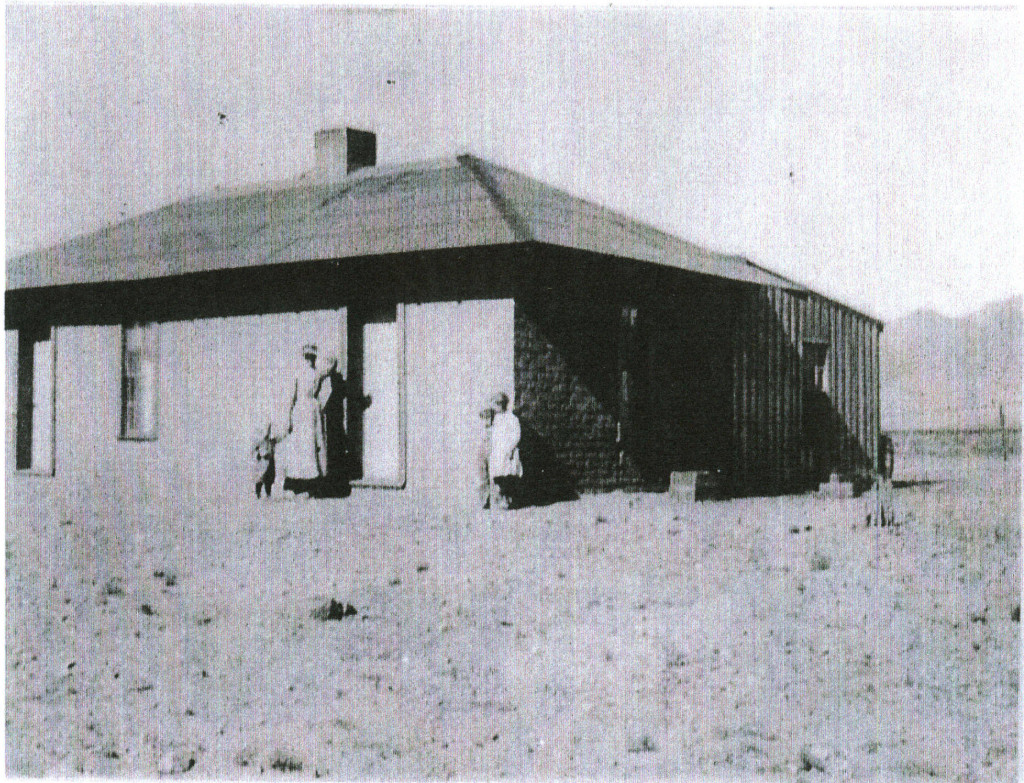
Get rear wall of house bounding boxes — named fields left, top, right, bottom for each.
left=730, top=286, right=882, bottom=495
left=800, top=293, right=882, bottom=478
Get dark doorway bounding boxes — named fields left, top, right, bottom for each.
left=623, top=282, right=735, bottom=486
left=346, top=303, right=405, bottom=486
left=15, top=326, right=55, bottom=474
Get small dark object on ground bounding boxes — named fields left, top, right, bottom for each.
left=103, top=579, right=124, bottom=597
left=140, top=604, right=154, bottom=616
left=158, top=753, right=196, bottom=775
left=416, top=564, right=429, bottom=573
left=970, top=610, right=987, bottom=624
left=269, top=753, right=303, bottom=773
left=810, top=553, right=831, bottom=571
left=1012, top=604, right=1020, bottom=623
left=595, top=515, right=609, bottom=525
left=801, top=749, right=827, bottom=772
left=312, top=600, right=359, bottom=621
left=627, top=735, right=658, bottom=753
left=851, top=472, right=874, bottom=496
left=893, top=479, right=943, bottom=489
left=789, top=526, right=800, bottom=534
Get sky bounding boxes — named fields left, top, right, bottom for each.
left=5, top=6, right=1022, bottom=321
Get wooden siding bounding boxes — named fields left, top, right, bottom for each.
left=732, top=286, right=881, bottom=494
left=797, top=292, right=881, bottom=479
left=732, top=286, right=805, bottom=494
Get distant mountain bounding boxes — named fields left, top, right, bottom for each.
left=880, top=295, right=1021, bottom=431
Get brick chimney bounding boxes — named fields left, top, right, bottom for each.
left=314, top=127, right=376, bottom=180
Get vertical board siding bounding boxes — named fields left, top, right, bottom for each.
left=732, top=287, right=880, bottom=495
left=791, top=295, right=799, bottom=483
left=844, top=310, right=854, bottom=468
left=771, top=292, right=777, bottom=483
left=744, top=295, right=752, bottom=481
left=731, top=286, right=806, bottom=494
left=871, top=324, right=878, bottom=467
left=860, top=318, right=868, bottom=463
left=871, top=323, right=880, bottom=471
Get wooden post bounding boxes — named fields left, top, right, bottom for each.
left=1000, top=404, right=1007, bottom=461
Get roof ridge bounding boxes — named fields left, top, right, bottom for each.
left=460, top=156, right=732, bottom=262
left=457, top=154, right=533, bottom=242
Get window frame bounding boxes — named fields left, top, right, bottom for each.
left=803, top=339, right=831, bottom=395
left=119, top=321, right=160, bottom=441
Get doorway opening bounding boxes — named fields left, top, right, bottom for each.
left=346, top=303, right=405, bottom=486
left=16, top=326, right=55, bottom=475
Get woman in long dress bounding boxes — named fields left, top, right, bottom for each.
left=488, top=392, right=522, bottom=509
left=285, top=343, right=336, bottom=494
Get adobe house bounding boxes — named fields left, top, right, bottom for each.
left=6, top=128, right=882, bottom=510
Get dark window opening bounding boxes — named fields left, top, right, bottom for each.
left=121, top=322, right=159, bottom=440
left=804, top=340, right=830, bottom=393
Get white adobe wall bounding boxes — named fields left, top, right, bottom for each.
left=404, top=298, right=514, bottom=501
left=8, top=311, right=344, bottom=515
left=7, top=298, right=514, bottom=514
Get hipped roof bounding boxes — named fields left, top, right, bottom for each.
left=7, top=153, right=810, bottom=296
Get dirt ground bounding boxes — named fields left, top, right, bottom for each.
left=6, top=443, right=1019, bottom=780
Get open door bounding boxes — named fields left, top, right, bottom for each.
left=347, top=304, right=405, bottom=486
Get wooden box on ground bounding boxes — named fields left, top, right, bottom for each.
left=669, top=470, right=725, bottom=502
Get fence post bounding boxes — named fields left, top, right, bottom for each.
left=1000, top=404, right=1007, bottom=461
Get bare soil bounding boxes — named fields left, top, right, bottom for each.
left=6, top=449, right=1019, bottom=780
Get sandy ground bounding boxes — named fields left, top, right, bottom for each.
left=5, top=449, right=1019, bottom=780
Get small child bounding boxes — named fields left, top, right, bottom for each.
left=252, top=422, right=282, bottom=499
left=477, top=407, right=495, bottom=509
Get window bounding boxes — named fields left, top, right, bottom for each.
left=121, top=322, right=158, bottom=440
left=16, top=327, right=55, bottom=474
left=804, top=340, right=830, bottom=394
